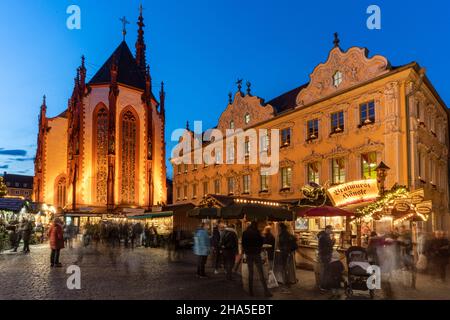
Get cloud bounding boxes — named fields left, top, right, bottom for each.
left=0, top=149, right=27, bottom=157
left=0, top=165, right=9, bottom=169
left=10, top=157, right=35, bottom=162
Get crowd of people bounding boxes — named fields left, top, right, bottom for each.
left=193, top=221, right=298, bottom=297
left=77, top=221, right=162, bottom=249
left=316, top=224, right=450, bottom=299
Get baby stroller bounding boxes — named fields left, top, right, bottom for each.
left=344, top=246, right=375, bottom=299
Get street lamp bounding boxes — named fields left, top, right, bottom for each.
left=375, top=161, right=390, bottom=196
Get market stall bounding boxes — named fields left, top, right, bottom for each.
left=187, top=194, right=295, bottom=294
left=127, top=211, right=174, bottom=236
left=293, top=205, right=354, bottom=270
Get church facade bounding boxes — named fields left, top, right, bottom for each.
left=33, top=11, right=167, bottom=214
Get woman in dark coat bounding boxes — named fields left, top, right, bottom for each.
left=49, top=218, right=65, bottom=267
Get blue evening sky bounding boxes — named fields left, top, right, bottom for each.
left=0, top=0, right=449, bottom=178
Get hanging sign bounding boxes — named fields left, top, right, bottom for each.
left=394, top=199, right=411, bottom=212
left=415, top=200, right=432, bottom=215
left=327, top=179, right=379, bottom=207
left=410, top=189, right=425, bottom=204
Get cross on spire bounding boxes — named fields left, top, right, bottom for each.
left=120, top=16, right=130, bottom=41
left=333, top=32, right=340, bottom=48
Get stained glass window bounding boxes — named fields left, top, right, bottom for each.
left=121, top=111, right=137, bottom=205
left=56, top=177, right=67, bottom=209
left=95, top=107, right=108, bottom=204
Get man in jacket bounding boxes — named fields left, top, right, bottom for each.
left=211, top=224, right=221, bottom=274
left=220, top=224, right=239, bottom=281
left=318, top=225, right=335, bottom=291
left=242, top=221, right=272, bottom=297
left=194, top=223, right=211, bottom=278
left=21, top=219, right=33, bottom=254
left=278, top=223, right=298, bottom=288
left=49, top=218, right=65, bottom=267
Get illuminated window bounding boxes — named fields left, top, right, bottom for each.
left=361, top=152, right=377, bottom=180
left=227, top=145, right=235, bottom=163
left=307, top=162, right=320, bottom=184
left=183, top=185, right=188, bottom=200
left=260, top=172, right=269, bottom=192
left=244, top=139, right=250, bottom=156
left=244, top=113, right=251, bottom=125
left=214, top=179, right=221, bottom=194
left=332, top=158, right=346, bottom=185
left=203, top=181, right=209, bottom=196
left=260, top=133, right=269, bottom=152
left=184, top=164, right=188, bottom=173
left=360, top=101, right=375, bottom=125
left=281, top=128, right=291, bottom=147
left=94, top=107, right=108, bottom=204
left=192, top=184, right=198, bottom=198
left=227, top=177, right=235, bottom=195
left=230, top=120, right=235, bottom=129
left=121, top=110, right=137, bottom=205
left=176, top=187, right=181, bottom=201
left=307, top=119, right=319, bottom=140
left=56, top=177, right=67, bottom=209
left=333, top=71, right=343, bottom=87
left=243, top=175, right=251, bottom=194
left=281, top=167, right=292, bottom=189
left=331, top=111, right=344, bottom=133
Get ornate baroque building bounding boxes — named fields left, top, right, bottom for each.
left=33, top=11, right=167, bottom=214
left=171, top=35, right=450, bottom=232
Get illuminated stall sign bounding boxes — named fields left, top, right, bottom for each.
left=327, top=179, right=379, bottom=207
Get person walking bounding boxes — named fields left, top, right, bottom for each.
left=278, top=223, right=298, bottom=288
left=430, top=231, right=450, bottom=282
left=49, top=218, right=65, bottom=267
left=263, top=226, right=276, bottom=264
left=242, top=221, right=272, bottom=297
left=193, top=223, right=211, bottom=278
left=318, top=225, right=335, bottom=292
left=211, top=224, right=221, bottom=274
left=21, top=218, right=33, bottom=254
left=220, top=224, right=239, bottom=281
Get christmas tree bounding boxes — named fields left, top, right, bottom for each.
left=0, top=176, right=7, bottom=198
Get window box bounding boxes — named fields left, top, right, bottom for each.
left=358, top=119, right=374, bottom=128
left=241, top=192, right=250, bottom=195
left=228, top=192, right=235, bottom=196
left=279, top=187, right=291, bottom=193
left=259, top=189, right=269, bottom=194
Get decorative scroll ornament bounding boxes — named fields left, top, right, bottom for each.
left=296, top=47, right=389, bottom=107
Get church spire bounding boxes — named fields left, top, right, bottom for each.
left=135, top=4, right=147, bottom=74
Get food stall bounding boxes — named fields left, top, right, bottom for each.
left=294, top=206, right=354, bottom=270
left=127, top=211, right=174, bottom=236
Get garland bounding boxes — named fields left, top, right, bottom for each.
left=355, top=184, right=408, bottom=218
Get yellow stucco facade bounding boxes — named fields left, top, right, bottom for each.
left=171, top=44, right=449, bottom=232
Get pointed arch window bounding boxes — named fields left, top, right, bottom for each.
left=56, top=177, right=67, bottom=209
left=121, top=110, right=138, bottom=205
left=94, top=107, right=108, bottom=204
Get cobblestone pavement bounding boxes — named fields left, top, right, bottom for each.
left=1, top=243, right=449, bottom=300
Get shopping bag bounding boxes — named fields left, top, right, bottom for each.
left=267, top=270, right=279, bottom=289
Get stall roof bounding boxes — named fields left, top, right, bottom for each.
left=295, top=206, right=354, bottom=217
left=0, top=197, right=27, bottom=213
left=128, top=212, right=174, bottom=220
